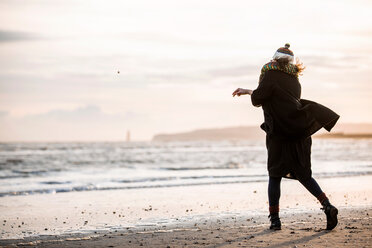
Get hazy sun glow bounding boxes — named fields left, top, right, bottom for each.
left=1, top=0, right=372, bottom=141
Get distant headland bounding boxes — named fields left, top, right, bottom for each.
left=152, top=123, right=372, bottom=141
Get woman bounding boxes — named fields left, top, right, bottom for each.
left=232, top=44, right=340, bottom=231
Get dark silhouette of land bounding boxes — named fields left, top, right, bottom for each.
left=316, top=133, right=372, bottom=139
left=152, top=123, right=372, bottom=141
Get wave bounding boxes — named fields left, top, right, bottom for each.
left=161, top=163, right=243, bottom=170
left=5, top=159, right=24, bottom=164
left=40, top=181, right=72, bottom=185
left=113, top=174, right=266, bottom=184
left=0, top=170, right=370, bottom=197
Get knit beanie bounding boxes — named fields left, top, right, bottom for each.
left=273, top=43, right=294, bottom=63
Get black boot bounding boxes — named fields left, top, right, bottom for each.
left=321, top=200, right=338, bottom=230
left=268, top=213, right=281, bottom=230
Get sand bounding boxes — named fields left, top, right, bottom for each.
left=3, top=208, right=370, bottom=248
left=1, top=176, right=371, bottom=247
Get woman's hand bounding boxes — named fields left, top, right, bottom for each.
left=232, top=88, right=253, bottom=97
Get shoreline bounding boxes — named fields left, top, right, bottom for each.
left=2, top=170, right=371, bottom=198
left=1, top=175, right=371, bottom=246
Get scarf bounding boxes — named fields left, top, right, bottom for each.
left=259, top=61, right=299, bottom=83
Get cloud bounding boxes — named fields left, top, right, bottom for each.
left=26, top=105, right=135, bottom=122
left=207, top=65, right=258, bottom=77
left=0, top=30, right=40, bottom=42
left=31, top=105, right=103, bottom=121
left=300, top=55, right=368, bottom=70
left=349, top=30, right=372, bottom=37
left=117, top=32, right=197, bottom=46
left=0, top=105, right=150, bottom=141
left=144, top=64, right=259, bottom=86
left=0, top=111, right=8, bottom=118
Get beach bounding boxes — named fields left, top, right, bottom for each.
left=1, top=175, right=371, bottom=247
left=6, top=208, right=370, bottom=248
left=0, top=140, right=371, bottom=247
left=2, top=0, right=372, bottom=246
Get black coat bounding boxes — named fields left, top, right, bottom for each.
left=251, top=70, right=339, bottom=181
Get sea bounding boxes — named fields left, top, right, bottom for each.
left=0, top=139, right=371, bottom=197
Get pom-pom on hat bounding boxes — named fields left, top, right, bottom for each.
left=273, top=43, right=294, bottom=63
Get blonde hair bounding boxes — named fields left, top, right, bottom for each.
left=295, top=57, right=305, bottom=76
left=275, top=57, right=305, bottom=76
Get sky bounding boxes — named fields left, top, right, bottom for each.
left=0, top=0, right=372, bottom=141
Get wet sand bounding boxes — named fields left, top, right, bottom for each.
left=1, top=207, right=371, bottom=247
left=1, top=176, right=371, bottom=247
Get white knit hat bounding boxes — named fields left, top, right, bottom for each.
left=273, top=43, right=294, bottom=63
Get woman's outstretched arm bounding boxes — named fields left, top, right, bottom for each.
left=232, top=88, right=253, bottom=97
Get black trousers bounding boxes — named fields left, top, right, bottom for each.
left=268, top=176, right=324, bottom=207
